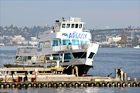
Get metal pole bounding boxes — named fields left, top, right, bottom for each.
left=115, top=69, right=118, bottom=79
left=123, top=72, right=126, bottom=81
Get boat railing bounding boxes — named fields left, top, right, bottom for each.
left=90, top=41, right=99, bottom=44
left=18, top=46, right=38, bottom=48
left=15, top=60, right=44, bottom=65
left=16, top=47, right=37, bottom=54
left=52, top=44, right=91, bottom=51
left=83, top=30, right=90, bottom=32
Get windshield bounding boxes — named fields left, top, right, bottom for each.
left=72, top=52, right=86, bottom=59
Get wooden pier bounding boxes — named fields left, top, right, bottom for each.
left=0, top=67, right=140, bottom=88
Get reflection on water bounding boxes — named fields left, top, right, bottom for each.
left=1, top=87, right=140, bottom=93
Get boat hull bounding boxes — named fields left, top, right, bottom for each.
left=63, top=65, right=92, bottom=76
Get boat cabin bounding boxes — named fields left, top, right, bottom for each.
left=38, top=17, right=91, bottom=49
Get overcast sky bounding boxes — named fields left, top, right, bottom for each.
left=0, top=0, right=140, bottom=29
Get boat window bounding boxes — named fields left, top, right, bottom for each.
left=71, top=24, right=74, bottom=28
left=28, top=56, right=31, bottom=60
left=72, top=40, right=79, bottom=45
left=23, top=56, right=28, bottom=62
left=52, top=54, right=60, bottom=60
left=81, top=40, right=87, bottom=45
left=38, top=42, right=44, bottom=48
left=73, top=52, right=86, bottom=59
left=62, top=24, right=65, bottom=28
left=16, top=56, right=19, bottom=60
left=88, top=52, right=95, bottom=59
left=63, top=39, right=70, bottom=45
left=16, top=56, right=22, bottom=61
left=64, top=53, right=72, bottom=59
left=45, top=55, right=51, bottom=60
left=55, top=23, right=61, bottom=29
left=39, top=56, right=44, bottom=61
left=46, top=56, right=50, bottom=60
left=44, top=41, right=50, bottom=48
left=79, top=24, right=82, bottom=28
left=67, top=24, right=70, bottom=28
left=52, top=40, right=58, bottom=46
left=75, top=24, right=78, bottom=28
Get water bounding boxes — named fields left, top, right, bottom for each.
left=0, top=46, right=17, bottom=66
left=88, top=48, right=140, bottom=79
left=0, top=47, right=140, bottom=93
left=0, top=87, right=140, bottom=93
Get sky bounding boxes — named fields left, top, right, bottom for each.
left=0, top=0, right=140, bottom=29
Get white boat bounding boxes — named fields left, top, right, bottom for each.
left=133, top=45, right=140, bottom=48
left=5, top=17, right=99, bottom=76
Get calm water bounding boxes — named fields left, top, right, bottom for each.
left=0, top=47, right=140, bottom=93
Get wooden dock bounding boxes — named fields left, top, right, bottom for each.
left=0, top=67, right=140, bottom=88
left=0, top=74, right=140, bottom=88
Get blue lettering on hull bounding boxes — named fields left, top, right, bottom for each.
left=62, top=33, right=87, bottom=39
left=70, top=33, right=87, bottom=39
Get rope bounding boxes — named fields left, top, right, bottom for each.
left=65, top=44, right=91, bottom=69
left=65, top=52, right=86, bottom=69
